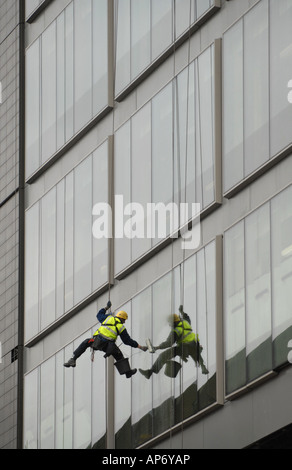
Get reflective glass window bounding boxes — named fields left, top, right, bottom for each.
left=23, top=368, right=38, bottom=449
left=224, top=186, right=292, bottom=395
left=223, top=19, right=243, bottom=192
left=40, top=187, right=56, bottom=330
left=40, top=357, right=55, bottom=449
left=25, top=202, right=40, bottom=342
left=114, top=45, right=217, bottom=276
left=25, top=0, right=110, bottom=178
left=224, top=221, right=246, bottom=395
left=271, top=186, right=292, bottom=367
left=245, top=204, right=272, bottom=382
left=25, top=142, right=110, bottom=340
left=270, top=0, right=292, bottom=156
left=223, top=0, right=292, bottom=193
left=74, top=156, right=92, bottom=304
left=114, top=301, right=132, bottom=448
left=115, top=0, right=219, bottom=96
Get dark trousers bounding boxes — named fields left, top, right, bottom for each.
left=73, top=337, right=124, bottom=362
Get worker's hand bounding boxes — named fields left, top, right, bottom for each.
left=179, top=305, right=184, bottom=314
left=139, top=345, right=148, bottom=352
left=105, top=300, right=112, bottom=311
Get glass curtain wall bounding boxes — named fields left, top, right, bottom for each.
left=114, top=240, right=217, bottom=449
left=24, top=141, right=109, bottom=342
left=223, top=0, right=292, bottom=193
left=115, top=0, right=217, bottom=96
left=114, top=44, right=216, bottom=276
left=224, top=185, right=292, bottom=396
left=25, top=0, right=110, bottom=179
left=23, top=328, right=106, bottom=449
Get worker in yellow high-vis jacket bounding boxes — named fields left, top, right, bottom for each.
left=139, top=310, right=209, bottom=379
left=64, top=301, right=147, bottom=378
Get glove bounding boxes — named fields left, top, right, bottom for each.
left=139, top=345, right=148, bottom=352
left=105, top=300, right=112, bottom=311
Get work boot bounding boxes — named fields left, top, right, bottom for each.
left=64, top=357, right=76, bottom=368
left=126, top=368, right=137, bottom=378
left=139, top=368, right=152, bottom=379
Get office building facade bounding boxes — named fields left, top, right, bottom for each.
left=0, top=0, right=291, bottom=449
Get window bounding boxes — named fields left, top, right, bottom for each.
left=114, top=44, right=219, bottom=276
left=25, top=141, right=110, bottom=342
left=23, top=327, right=107, bottom=449
left=114, top=239, right=219, bottom=449
left=25, top=0, right=111, bottom=179
left=223, top=0, right=292, bottom=194
left=115, top=0, right=220, bottom=97
left=224, top=185, right=292, bottom=396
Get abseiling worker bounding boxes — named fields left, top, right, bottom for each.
left=64, top=301, right=147, bottom=378
left=139, top=308, right=209, bottom=379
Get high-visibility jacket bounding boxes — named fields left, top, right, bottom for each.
left=174, top=320, right=199, bottom=345
left=94, top=315, right=125, bottom=342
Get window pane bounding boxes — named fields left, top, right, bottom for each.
left=23, top=369, right=38, bottom=449
left=131, top=0, right=150, bottom=79
left=270, top=0, right=292, bottom=156
left=114, top=122, right=131, bottom=274
left=115, top=0, right=131, bottom=95
left=151, top=0, right=172, bottom=60
left=55, top=351, right=64, bottom=448
left=26, top=39, right=40, bottom=178
left=198, top=46, right=215, bottom=207
left=152, top=272, right=174, bottom=437
left=152, top=84, right=173, bottom=244
left=65, top=3, right=74, bottom=141
left=271, top=186, right=292, bottom=367
left=73, top=331, right=92, bottom=449
left=56, top=181, right=65, bottom=318
left=40, top=357, right=55, bottom=449
left=91, top=340, right=107, bottom=448
left=197, top=0, right=211, bottom=19
left=132, top=288, right=153, bottom=447
left=41, top=188, right=56, bottom=330
left=74, top=0, right=92, bottom=131
left=223, top=20, right=243, bottom=192
left=224, top=221, right=246, bottom=395
left=25, top=203, right=39, bottom=341
left=93, top=0, right=108, bottom=113
left=41, top=22, right=57, bottom=163
left=131, top=103, right=152, bottom=260
left=57, top=13, right=65, bottom=149
left=74, top=156, right=92, bottom=304
left=115, top=302, right=132, bottom=448
left=175, top=0, right=192, bottom=39
left=245, top=204, right=272, bottom=382
left=65, top=173, right=74, bottom=312
left=244, top=0, right=269, bottom=175
left=92, top=142, right=109, bottom=288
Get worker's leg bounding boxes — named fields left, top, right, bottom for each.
left=64, top=338, right=94, bottom=367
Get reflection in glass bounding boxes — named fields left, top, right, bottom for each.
left=224, top=221, right=246, bottom=395
left=23, top=368, right=38, bottom=449
left=224, top=186, right=292, bottom=394
left=271, top=186, right=292, bottom=367
left=223, top=19, right=243, bottom=192
left=25, top=0, right=110, bottom=178
left=245, top=204, right=272, bottom=382
left=270, top=0, right=292, bottom=156
left=73, top=331, right=92, bottom=449
left=40, top=357, right=55, bottom=449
